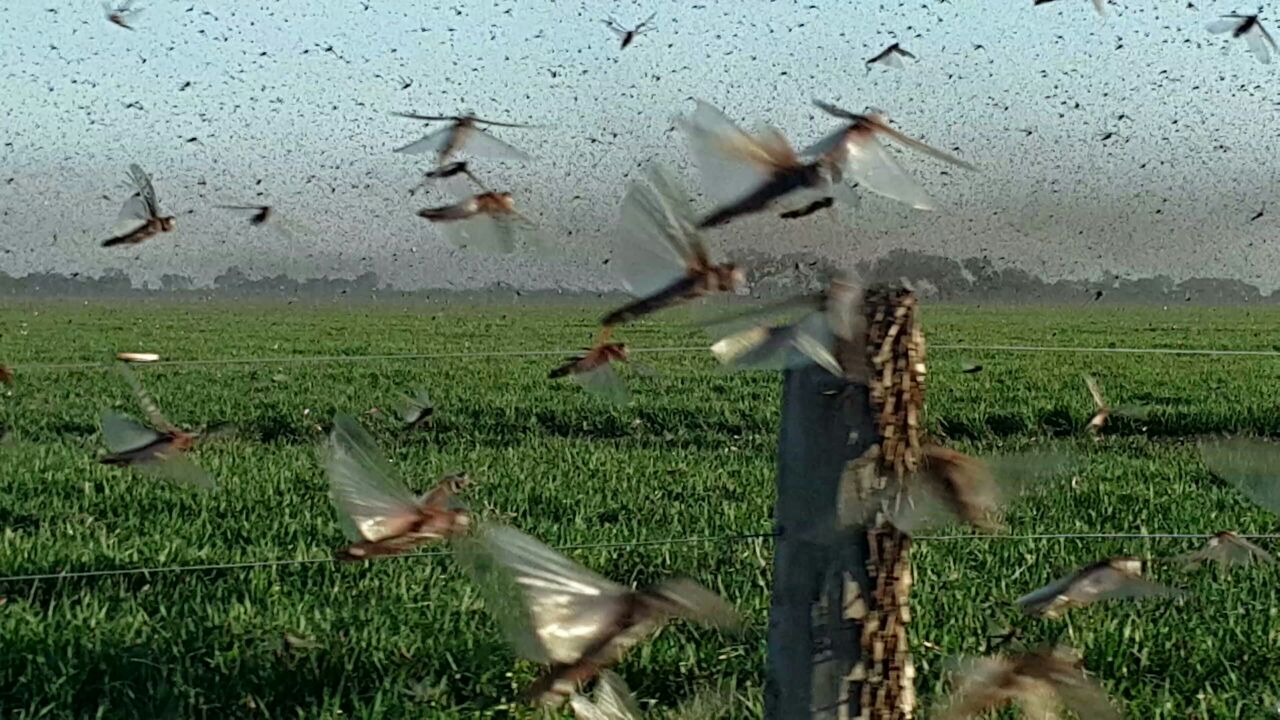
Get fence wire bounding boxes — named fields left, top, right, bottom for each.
left=9, top=342, right=1280, bottom=372
left=3, top=530, right=1277, bottom=585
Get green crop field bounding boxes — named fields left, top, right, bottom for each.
left=2, top=301, right=1280, bottom=719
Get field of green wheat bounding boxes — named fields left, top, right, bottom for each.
left=2, top=301, right=1280, bottom=719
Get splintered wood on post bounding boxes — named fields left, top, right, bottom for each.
left=851, top=286, right=925, bottom=720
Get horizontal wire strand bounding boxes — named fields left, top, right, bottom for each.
left=10, top=342, right=1280, bottom=372
left=3, top=530, right=1275, bottom=584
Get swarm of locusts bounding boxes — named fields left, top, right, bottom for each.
left=2, top=3, right=1271, bottom=717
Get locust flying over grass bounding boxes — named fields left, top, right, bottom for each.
left=704, top=273, right=866, bottom=378
left=1174, top=531, right=1276, bottom=568
left=837, top=444, right=1078, bottom=537
left=680, top=100, right=860, bottom=228
left=803, top=100, right=976, bottom=211
left=102, top=163, right=176, bottom=247
left=1083, top=374, right=1150, bottom=437
left=98, top=363, right=224, bottom=489
left=457, top=524, right=740, bottom=707
left=396, top=389, right=434, bottom=430
left=392, top=112, right=533, bottom=165
left=548, top=342, right=633, bottom=405
left=325, top=413, right=470, bottom=561
left=933, top=645, right=1120, bottom=720
left=601, top=163, right=745, bottom=331
left=1015, top=557, right=1184, bottom=619
left=1207, top=13, right=1277, bottom=64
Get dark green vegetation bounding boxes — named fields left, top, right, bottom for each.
left=2, top=302, right=1280, bottom=718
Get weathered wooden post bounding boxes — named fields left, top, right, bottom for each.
left=765, top=285, right=924, bottom=720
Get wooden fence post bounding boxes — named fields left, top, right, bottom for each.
left=765, top=286, right=924, bottom=720
left=765, top=362, right=876, bottom=719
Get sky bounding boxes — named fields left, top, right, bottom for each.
left=0, top=0, right=1277, bottom=292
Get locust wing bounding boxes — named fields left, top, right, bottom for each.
left=570, top=671, right=643, bottom=720
left=1199, top=437, right=1280, bottom=515
left=100, top=409, right=162, bottom=454
left=1016, top=558, right=1183, bottom=618
left=574, top=363, right=632, bottom=406
left=1175, top=531, right=1276, bottom=568
left=326, top=413, right=423, bottom=543
left=456, top=524, right=634, bottom=665
left=613, top=164, right=703, bottom=298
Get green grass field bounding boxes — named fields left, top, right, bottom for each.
left=2, top=301, right=1280, bottom=719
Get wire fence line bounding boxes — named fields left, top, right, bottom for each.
left=3, top=529, right=1276, bottom=585
left=10, top=342, right=1280, bottom=372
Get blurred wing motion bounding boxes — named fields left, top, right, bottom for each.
left=612, top=164, right=705, bottom=299
left=680, top=100, right=783, bottom=208
left=704, top=275, right=864, bottom=378
left=1208, top=15, right=1276, bottom=64
left=570, top=671, right=643, bottom=720
left=420, top=193, right=548, bottom=255
left=1015, top=557, right=1184, bottom=619
left=100, top=409, right=163, bottom=456
left=1199, top=437, right=1280, bottom=515
left=806, top=101, right=975, bottom=211
left=839, top=445, right=1077, bottom=534
left=118, top=362, right=177, bottom=433
left=604, top=163, right=745, bottom=327
left=326, top=413, right=469, bottom=559
left=550, top=343, right=633, bottom=405
left=1084, top=374, right=1108, bottom=435
left=0, top=365, right=13, bottom=385
left=573, top=362, right=633, bottom=406
left=98, top=409, right=214, bottom=490
left=933, top=646, right=1120, bottom=720
left=1175, top=531, right=1276, bottom=568
left=457, top=524, right=738, bottom=705
left=395, top=118, right=532, bottom=162
left=398, top=389, right=434, bottom=428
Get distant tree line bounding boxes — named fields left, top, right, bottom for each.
left=0, top=251, right=1274, bottom=305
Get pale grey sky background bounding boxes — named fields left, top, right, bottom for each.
left=0, top=0, right=1277, bottom=291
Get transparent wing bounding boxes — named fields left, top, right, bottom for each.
left=1206, top=19, right=1241, bottom=34
left=1082, top=375, right=1106, bottom=410
left=115, top=193, right=151, bottom=225
left=136, top=454, right=216, bottom=490
left=1176, top=534, right=1276, bottom=567
left=875, top=123, right=978, bottom=171
left=458, top=126, right=533, bottom=162
left=326, top=413, right=422, bottom=543
left=614, top=170, right=699, bottom=297
left=127, top=163, right=160, bottom=216
left=874, top=53, right=905, bottom=70
left=436, top=214, right=517, bottom=254
left=1242, top=25, right=1273, bottom=64
left=454, top=524, right=629, bottom=665
left=571, top=671, right=643, bottom=720
left=118, top=363, right=176, bottom=432
left=574, top=363, right=632, bottom=405
left=1199, top=437, right=1280, bottom=515
left=395, top=126, right=455, bottom=155
left=398, top=390, right=433, bottom=425
left=100, top=409, right=161, bottom=453
left=681, top=100, right=776, bottom=207
left=932, top=656, right=1013, bottom=720
left=801, top=125, right=852, bottom=161
left=507, top=213, right=555, bottom=254
left=839, top=134, right=937, bottom=210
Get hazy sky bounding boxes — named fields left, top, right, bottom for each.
left=1, top=0, right=1278, bottom=291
